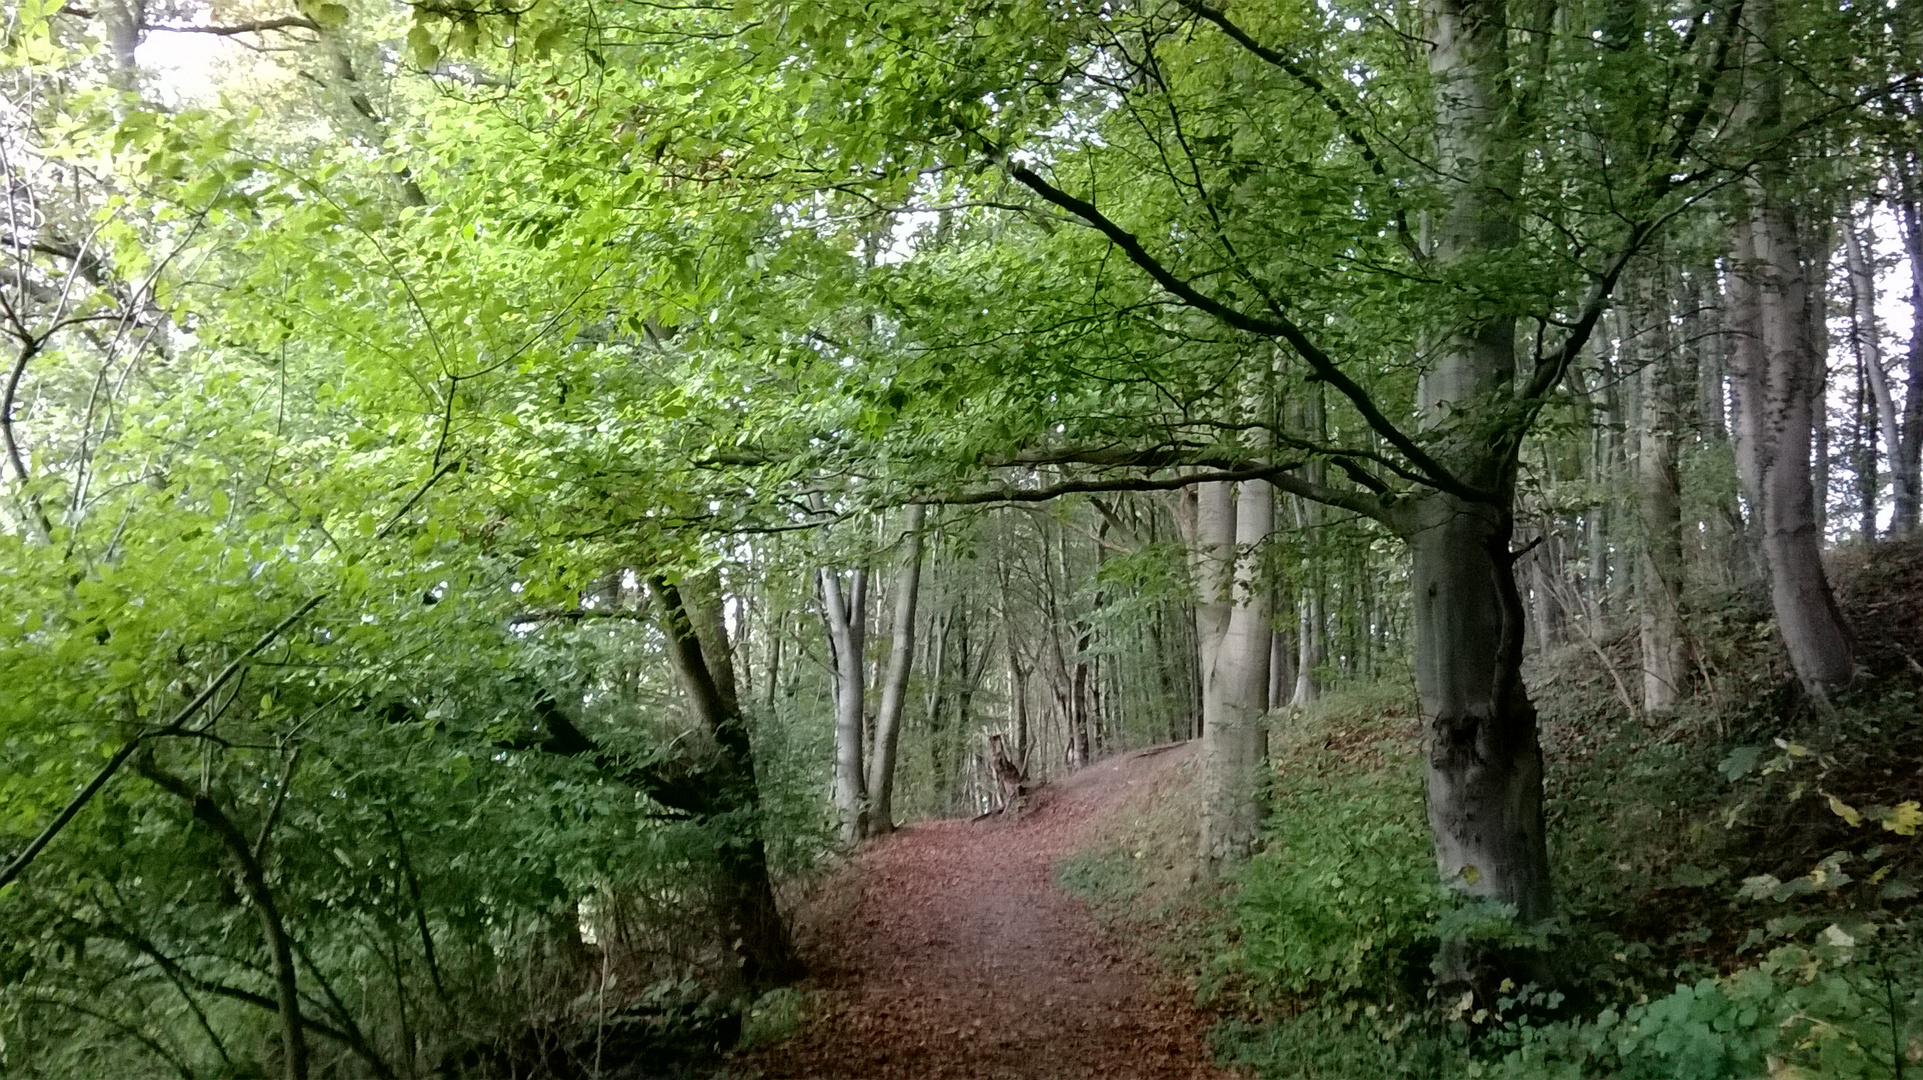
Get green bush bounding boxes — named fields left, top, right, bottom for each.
left=1488, top=939, right=1921, bottom=1080
left=1228, top=755, right=1443, bottom=1000
left=1214, top=686, right=1445, bottom=1005
left=1213, top=1009, right=1469, bottom=1080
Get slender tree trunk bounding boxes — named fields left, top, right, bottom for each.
left=1634, top=273, right=1688, bottom=712
left=819, top=567, right=869, bottom=842
left=865, top=505, right=926, bottom=836
left=140, top=768, right=312, bottom=1080
left=1201, top=479, right=1272, bottom=871
left=1291, top=386, right=1327, bottom=705
left=1846, top=206, right=1907, bottom=533
left=1293, top=589, right=1323, bottom=705
left=1892, top=169, right=1923, bottom=535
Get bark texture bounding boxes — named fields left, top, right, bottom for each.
left=820, top=566, right=869, bottom=843
left=866, top=504, right=927, bottom=836
left=1200, top=480, right=1272, bottom=871
left=652, top=576, right=801, bottom=990
left=1723, top=0, right=1854, bottom=696
left=1634, top=276, right=1688, bottom=713
left=1402, top=0, right=1553, bottom=942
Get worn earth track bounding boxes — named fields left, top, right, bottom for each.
left=731, top=743, right=1232, bottom=1080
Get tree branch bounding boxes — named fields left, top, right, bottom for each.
left=141, top=16, right=320, bottom=35
left=983, top=147, right=1486, bottom=506
left=1174, top=0, right=1422, bottom=261
left=0, top=596, right=324, bottom=893
left=928, top=462, right=1388, bottom=523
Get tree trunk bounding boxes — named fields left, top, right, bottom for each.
left=140, top=767, right=312, bottom=1080
left=819, top=567, right=869, bottom=843
left=651, top=577, right=800, bottom=989
left=1723, top=0, right=1854, bottom=697
left=1293, top=588, right=1323, bottom=705
left=1846, top=206, right=1908, bottom=534
left=1188, top=481, right=1235, bottom=694
left=1892, top=169, right=1923, bottom=536
left=865, top=505, right=926, bottom=836
left=1290, top=387, right=1327, bottom=706
left=1401, top=0, right=1553, bottom=962
left=1201, top=479, right=1272, bottom=871
left=1634, top=273, right=1688, bottom=713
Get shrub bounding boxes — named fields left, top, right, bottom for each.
left=1215, top=685, right=1444, bottom=1005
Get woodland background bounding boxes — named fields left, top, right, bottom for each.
left=1, top=0, right=1921, bottom=1076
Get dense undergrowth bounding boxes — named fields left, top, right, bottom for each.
left=1060, top=540, right=1923, bottom=1079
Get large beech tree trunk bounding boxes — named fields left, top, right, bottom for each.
left=865, top=504, right=926, bottom=836
left=1397, top=0, right=1553, bottom=948
left=1724, top=0, right=1853, bottom=698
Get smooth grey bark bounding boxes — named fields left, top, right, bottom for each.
left=1267, top=622, right=1293, bottom=712
left=819, top=566, right=868, bottom=843
left=865, top=504, right=926, bottom=836
left=1398, top=0, right=1552, bottom=935
left=1200, top=479, right=1273, bottom=871
left=1188, top=482, right=1235, bottom=688
left=1723, top=0, right=1854, bottom=697
left=1293, top=589, right=1324, bottom=705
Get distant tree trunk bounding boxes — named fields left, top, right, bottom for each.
left=1634, top=273, right=1688, bottom=712
left=1845, top=206, right=1908, bottom=534
left=1892, top=165, right=1923, bottom=536
left=1694, top=273, right=1758, bottom=587
left=866, top=505, right=926, bottom=836
left=1268, top=620, right=1293, bottom=712
left=1291, top=386, right=1326, bottom=706
left=1723, top=0, right=1854, bottom=697
left=1293, top=588, right=1324, bottom=705
left=819, top=566, right=869, bottom=842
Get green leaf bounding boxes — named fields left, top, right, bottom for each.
left=1717, top=746, right=1762, bottom=782
left=314, top=3, right=350, bottom=30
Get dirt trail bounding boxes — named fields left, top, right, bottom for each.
left=733, top=743, right=1231, bottom=1080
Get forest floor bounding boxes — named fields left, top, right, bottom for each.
left=726, top=742, right=1235, bottom=1080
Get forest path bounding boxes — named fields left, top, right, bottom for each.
left=730, top=742, right=1231, bottom=1080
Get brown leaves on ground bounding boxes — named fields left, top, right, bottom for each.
left=731, top=746, right=1235, bottom=1080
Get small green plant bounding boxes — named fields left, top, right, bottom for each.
left=1486, top=933, right=1920, bottom=1080
left=1055, top=850, right=1140, bottom=910
left=737, top=986, right=805, bottom=1050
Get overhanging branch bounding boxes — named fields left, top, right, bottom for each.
left=984, top=147, right=1486, bottom=506
left=929, top=462, right=1388, bottom=523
